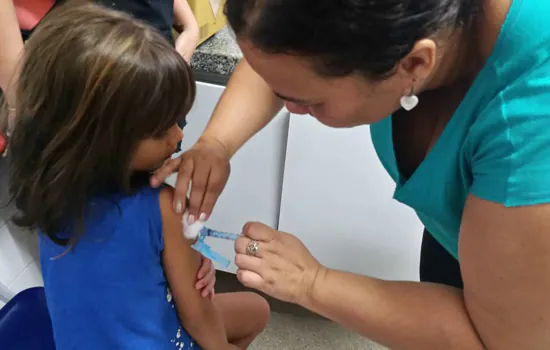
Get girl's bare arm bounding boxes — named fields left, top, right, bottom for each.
left=160, top=187, right=233, bottom=350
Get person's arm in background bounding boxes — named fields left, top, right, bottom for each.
left=173, top=0, right=199, bottom=63
left=0, top=0, right=24, bottom=129
left=151, top=59, right=284, bottom=218
left=160, top=187, right=238, bottom=350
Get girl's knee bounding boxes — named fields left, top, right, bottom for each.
left=244, top=292, right=271, bottom=330
left=216, top=291, right=270, bottom=337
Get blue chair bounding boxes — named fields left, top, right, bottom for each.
left=0, top=287, right=55, bottom=350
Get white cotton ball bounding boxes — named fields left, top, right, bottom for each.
left=182, top=211, right=204, bottom=239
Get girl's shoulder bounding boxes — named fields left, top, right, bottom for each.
left=39, top=186, right=167, bottom=259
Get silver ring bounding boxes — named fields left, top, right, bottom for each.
left=246, top=240, right=260, bottom=257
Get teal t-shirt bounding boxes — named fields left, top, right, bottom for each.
left=370, top=0, right=550, bottom=259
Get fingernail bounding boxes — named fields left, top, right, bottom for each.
left=174, top=201, right=183, bottom=213
left=199, top=213, right=207, bottom=221
left=188, top=214, right=195, bottom=224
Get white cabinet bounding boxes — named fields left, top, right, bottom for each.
left=278, top=116, right=423, bottom=281
left=168, top=82, right=422, bottom=280
left=166, top=82, right=290, bottom=273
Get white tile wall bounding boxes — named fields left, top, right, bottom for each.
left=0, top=159, right=44, bottom=308
left=0, top=224, right=33, bottom=284
left=0, top=223, right=44, bottom=300
left=9, top=260, right=43, bottom=294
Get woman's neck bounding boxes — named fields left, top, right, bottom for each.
left=423, top=0, right=513, bottom=92
left=423, top=28, right=476, bottom=92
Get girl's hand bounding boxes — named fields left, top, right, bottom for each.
left=150, top=137, right=231, bottom=220
left=175, top=29, right=199, bottom=63
left=234, top=222, right=324, bottom=305
left=195, top=255, right=216, bottom=299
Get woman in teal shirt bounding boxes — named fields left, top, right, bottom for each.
left=153, top=0, right=550, bottom=348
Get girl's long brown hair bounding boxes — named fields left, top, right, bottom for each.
left=6, top=2, right=196, bottom=246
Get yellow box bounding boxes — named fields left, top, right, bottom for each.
left=174, top=0, right=227, bottom=45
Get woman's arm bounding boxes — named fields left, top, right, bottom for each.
left=237, top=195, right=550, bottom=349
left=237, top=224, right=482, bottom=349
left=152, top=59, right=283, bottom=216
left=302, top=196, right=550, bottom=349
left=160, top=187, right=234, bottom=350
left=173, top=0, right=199, bottom=62
left=183, top=60, right=283, bottom=214
left=305, top=195, right=550, bottom=349
left=199, top=59, right=284, bottom=157
left=306, top=265, right=484, bottom=349
left=0, top=0, right=24, bottom=108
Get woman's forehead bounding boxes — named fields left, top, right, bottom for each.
left=240, top=40, right=358, bottom=99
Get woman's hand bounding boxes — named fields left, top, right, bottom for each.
left=195, top=256, right=216, bottom=299
left=150, top=137, right=231, bottom=220
left=234, top=222, right=324, bottom=305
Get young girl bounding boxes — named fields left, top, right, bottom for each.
left=6, top=3, right=269, bottom=349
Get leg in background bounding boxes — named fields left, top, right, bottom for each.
left=215, top=292, right=270, bottom=349
left=419, top=229, right=464, bottom=289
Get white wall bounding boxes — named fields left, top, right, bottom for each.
left=0, top=159, right=43, bottom=308
left=278, top=117, right=423, bottom=281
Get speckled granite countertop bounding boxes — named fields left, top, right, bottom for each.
left=190, top=26, right=243, bottom=77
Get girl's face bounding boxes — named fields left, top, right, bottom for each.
left=131, top=123, right=184, bottom=171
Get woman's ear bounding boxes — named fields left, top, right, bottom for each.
left=397, top=38, right=437, bottom=83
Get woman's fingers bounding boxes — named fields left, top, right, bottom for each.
left=242, top=222, right=276, bottom=242
left=237, top=269, right=265, bottom=291
left=235, top=252, right=271, bottom=290
left=150, top=157, right=182, bottom=187
left=187, top=160, right=211, bottom=219
left=235, top=249, right=265, bottom=269
left=168, top=137, right=230, bottom=217
left=234, top=226, right=323, bottom=304
left=198, top=163, right=229, bottom=219
left=235, top=236, right=265, bottom=257
left=173, top=156, right=195, bottom=214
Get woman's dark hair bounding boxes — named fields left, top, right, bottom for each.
left=6, top=2, right=196, bottom=246
left=225, top=0, right=482, bottom=78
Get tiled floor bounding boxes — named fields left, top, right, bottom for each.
left=215, top=272, right=388, bottom=350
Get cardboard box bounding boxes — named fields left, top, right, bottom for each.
left=174, top=0, right=227, bottom=45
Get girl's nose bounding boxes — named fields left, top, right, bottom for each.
left=170, top=124, right=184, bottom=145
